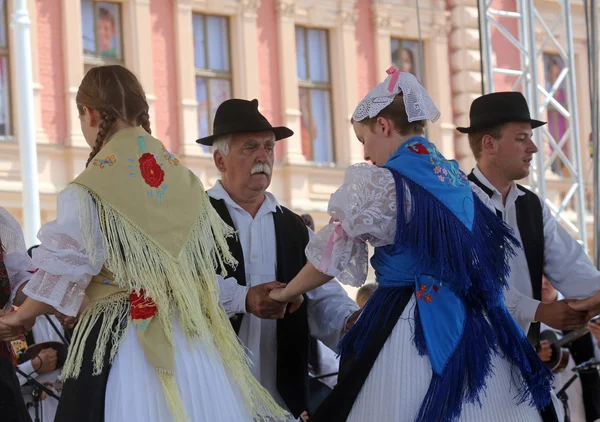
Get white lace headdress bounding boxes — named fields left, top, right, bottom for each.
left=352, top=67, right=440, bottom=124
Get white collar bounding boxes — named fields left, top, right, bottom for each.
left=208, top=180, right=281, bottom=216
left=473, top=166, right=526, bottom=201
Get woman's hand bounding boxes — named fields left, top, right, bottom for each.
left=269, top=288, right=304, bottom=313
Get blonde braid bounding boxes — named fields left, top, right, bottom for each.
left=85, top=111, right=117, bottom=167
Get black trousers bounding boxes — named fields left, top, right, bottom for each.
left=0, top=351, right=31, bottom=422
left=311, top=288, right=559, bottom=422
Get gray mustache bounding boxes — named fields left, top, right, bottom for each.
left=251, top=164, right=272, bottom=175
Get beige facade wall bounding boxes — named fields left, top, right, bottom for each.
left=0, top=0, right=597, bottom=258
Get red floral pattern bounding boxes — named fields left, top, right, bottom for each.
left=408, top=144, right=429, bottom=155
left=138, top=153, right=165, bottom=188
left=130, top=289, right=157, bottom=321
left=416, top=282, right=439, bottom=304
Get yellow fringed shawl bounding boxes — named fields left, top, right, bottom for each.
left=61, top=127, right=288, bottom=422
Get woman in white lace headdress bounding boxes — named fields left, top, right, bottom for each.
left=270, top=68, right=562, bottom=422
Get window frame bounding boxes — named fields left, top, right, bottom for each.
left=295, top=26, right=335, bottom=163
left=193, top=13, right=233, bottom=142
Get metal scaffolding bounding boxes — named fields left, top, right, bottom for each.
left=477, top=0, right=588, bottom=252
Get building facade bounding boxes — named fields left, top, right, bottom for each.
left=0, top=0, right=596, bottom=258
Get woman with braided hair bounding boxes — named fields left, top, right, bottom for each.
left=0, top=65, right=287, bottom=422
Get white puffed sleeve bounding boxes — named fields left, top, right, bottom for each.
left=306, top=163, right=399, bottom=287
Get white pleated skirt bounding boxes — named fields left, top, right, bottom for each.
left=105, top=320, right=253, bottom=422
left=347, top=298, right=563, bottom=422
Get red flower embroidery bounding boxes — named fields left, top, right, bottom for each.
left=130, top=289, right=157, bottom=320
left=433, top=285, right=439, bottom=292
left=415, top=291, right=422, bottom=299
left=138, top=153, right=165, bottom=188
left=419, top=284, right=428, bottom=292
left=408, top=144, right=429, bottom=155
left=424, top=294, right=433, bottom=303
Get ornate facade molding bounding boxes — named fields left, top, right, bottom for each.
left=276, top=0, right=296, bottom=18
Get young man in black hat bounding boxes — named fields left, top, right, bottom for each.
left=198, top=98, right=359, bottom=421
left=461, top=91, right=600, bottom=421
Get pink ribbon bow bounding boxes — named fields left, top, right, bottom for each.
left=386, top=66, right=403, bottom=93
left=317, top=218, right=345, bottom=273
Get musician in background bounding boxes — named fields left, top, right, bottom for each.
left=16, top=317, right=64, bottom=420
left=13, top=245, right=68, bottom=421
left=538, top=277, right=586, bottom=422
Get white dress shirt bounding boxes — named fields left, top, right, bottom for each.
left=209, top=181, right=358, bottom=420
left=472, top=166, right=600, bottom=333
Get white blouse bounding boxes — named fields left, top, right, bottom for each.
left=23, top=185, right=105, bottom=316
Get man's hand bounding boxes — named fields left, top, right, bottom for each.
left=537, top=340, right=552, bottom=362
left=535, top=300, right=587, bottom=330
left=246, top=281, right=287, bottom=319
left=55, top=312, right=77, bottom=330
left=34, top=348, right=58, bottom=374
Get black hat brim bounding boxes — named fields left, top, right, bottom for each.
left=456, top=118, right=546, bottom=134
left=196, top=126, right=294, bottom=146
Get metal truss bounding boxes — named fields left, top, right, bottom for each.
left=478, top=0, right=588, bottom=252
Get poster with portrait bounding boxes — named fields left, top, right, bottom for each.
left=96, top=2, right=122, bottom=59
left=81, top=1, right=122, bottom=60
left=391, top=39, right=424, bottom=84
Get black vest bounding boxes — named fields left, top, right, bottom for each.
left=210, top=197, right=310, bottom=418
left=468, top=172, right=544, bottom=346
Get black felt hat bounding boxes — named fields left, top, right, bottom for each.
left=456, top=92, right=546, bottom=134
left=196, top=98, right=294, bottom=146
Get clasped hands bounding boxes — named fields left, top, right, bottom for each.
left=0, top=295, right=89, bottom=342
left=0, top=309, right=30, bottom=341
left=537, top=292, right=600, bottom=331
left=244, top=281, right=304, bottom=320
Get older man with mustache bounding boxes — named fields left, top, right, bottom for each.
left=199, top=98, right=359, bottom=421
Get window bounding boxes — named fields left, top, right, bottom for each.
left=81, top=0, right=124, bottom=73
left=0, top=0, right=11, bottom=138
left=193, top=14, right=232, bottom=153
left=391, top=39, right=424, bottom=83
left=296, top=27, right=334, bottom=163
left=543, top=53, right=569, bottom=178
